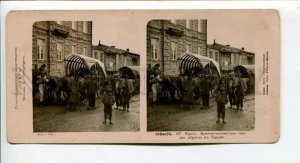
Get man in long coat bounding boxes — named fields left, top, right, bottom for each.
left=85, top=75, right=98, bottom=110
left=182, top=74, right=195, bottom=109
left=201, top=75, right=212, bottom=109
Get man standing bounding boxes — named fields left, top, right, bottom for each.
left=201, top=75, right=212, bottom=109
left=67, top=74, right=80, bottom=111
left=85, top=75, right=98, bottom=110
left=120, top=75, right=131, bottom=112
left=235, top=73, right=247, bottom=111
left=182, top=73, right=195, bottom=109
left=114, top=75, right=121, bottom=110
left=227, top=74, right=236, bottom=109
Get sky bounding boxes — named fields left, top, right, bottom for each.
left=92, top=11, right=278, bottom=57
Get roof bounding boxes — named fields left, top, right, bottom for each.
left=208, top=42, right=255, bottom=55
left=178, top=53, right=221, bottom=75
left=92, top=44, right=140, bottom=56
left=64, top=53, right=107, bottom=77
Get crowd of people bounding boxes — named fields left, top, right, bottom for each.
left=32, top=64, right=136, bottom=125
left=147, top=63, right=249, bottom=124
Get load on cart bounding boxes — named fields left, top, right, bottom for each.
left=64, top=53, right=107, bottom=78
left=118, top=66, right=140, bottom=93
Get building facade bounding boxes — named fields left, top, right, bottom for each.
left=207, top=40, right=255, bottom=73
left=92, top=42, right=140, bottom=76
left=32, top=21, right=92, bottom=76
left=147, top=19, right=207, bottom=75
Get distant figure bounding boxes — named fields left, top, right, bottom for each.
left=85, top=76, right=98, bottom=110
left=150, top=74, right=161, bottom=107
left=215, top=88, right=228, bottom=124
left=67, top=74, right=80, bottom=111
left=102, top=87, right=115, bottom=125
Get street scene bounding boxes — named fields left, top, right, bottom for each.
left=32, top=21, right=140, bottom=132
left=147, top=19, right=255, bottom=131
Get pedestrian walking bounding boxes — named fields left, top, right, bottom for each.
left=102, top=87, right=115, bottom=125
left=201, top=75, right=212, bottom=109
left=215, top=88, right=228, bottom=124
left=85, top=75, right=98, bottom=110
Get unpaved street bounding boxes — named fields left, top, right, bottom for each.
left=147, top=94, right=255, bottom=131
left=33, top=94, right=140, bottom=132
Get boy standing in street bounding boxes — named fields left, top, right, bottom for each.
left=216, top=88, right=228, bottom=124
left=102, top=87, right=115, bottom=124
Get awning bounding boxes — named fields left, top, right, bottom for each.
left=118, top=66, right=140, bottom=79
left=177, top=53, right=221, bottom=76
left=64, top=54, right=107, bottom=77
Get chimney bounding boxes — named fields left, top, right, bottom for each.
left=226, top=45, right=230, bottom=47
left=241, top=47, right=245, bottom=51
left=111, top=46, right=115, bottom=48
left=98, top=40, right=101, bottom=46
left=213, top=39, right=216, bottom=44
left=126, top=48, right=129, bottom=52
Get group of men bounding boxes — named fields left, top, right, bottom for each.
left=32, top=64, right=135, bottom=125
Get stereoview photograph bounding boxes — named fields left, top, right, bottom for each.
left=32, top=21, right=140, bottom=132
left=147, top=19, right=255, bottom=131
left=6, top=10, right=279, bottom=143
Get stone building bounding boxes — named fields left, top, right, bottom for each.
left=92, top=42, right=140, bottom=76
left=147, top=19, right=207, bottom=75
left=32, top=21, right=92, bottom=76
left=207, top=40, right=255, bottom=74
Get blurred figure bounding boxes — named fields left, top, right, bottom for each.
left=85, top=75, right=98, bottom=110
left=235, top=73, right=247, bottom=111
left=102, top=87, right=115, bottom=125
left=215, top=88, right=228, bottom=124
left=201, top=75, right=212, bottom=109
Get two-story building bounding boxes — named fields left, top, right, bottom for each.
left=207, top=40, right=255, bottom=74
left=32, top=21, right=92, bottom=76
left=147, top=19, right=207, bottom=75
left=92, top=41, right=140, bottom=76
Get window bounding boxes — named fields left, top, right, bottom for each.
left=72, top=21, right=77, bottom=29
left=171, top=42, right=177, bottom=60
left=198, top=47, right=202, bottom=55
left=215, top=51, right=219, bottom=61
left=151, top=38, right=159, bottom=60
left=124, top=57, right=128, bottom=66
left=83, top=47, right=87, bottom=56
left=83, top=22, right=88, bottom=33
left=116, top=55, right=119, bottom=66
left=71, top=45, right=76, bottom=54
left=186, top=44, right=191, bottom=53
left=209, top=51, right=213, bottom=58
left=100, top=52, right=104, bottom=62
left=37, top=39, right=45, bottom=60
left=199, top=20, right=202, bottom=32
left=186, top=20, right=190, bottom=29
left=94, top=52, right=98, bottom=59
left=57, top=43, right=63, bottom=61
